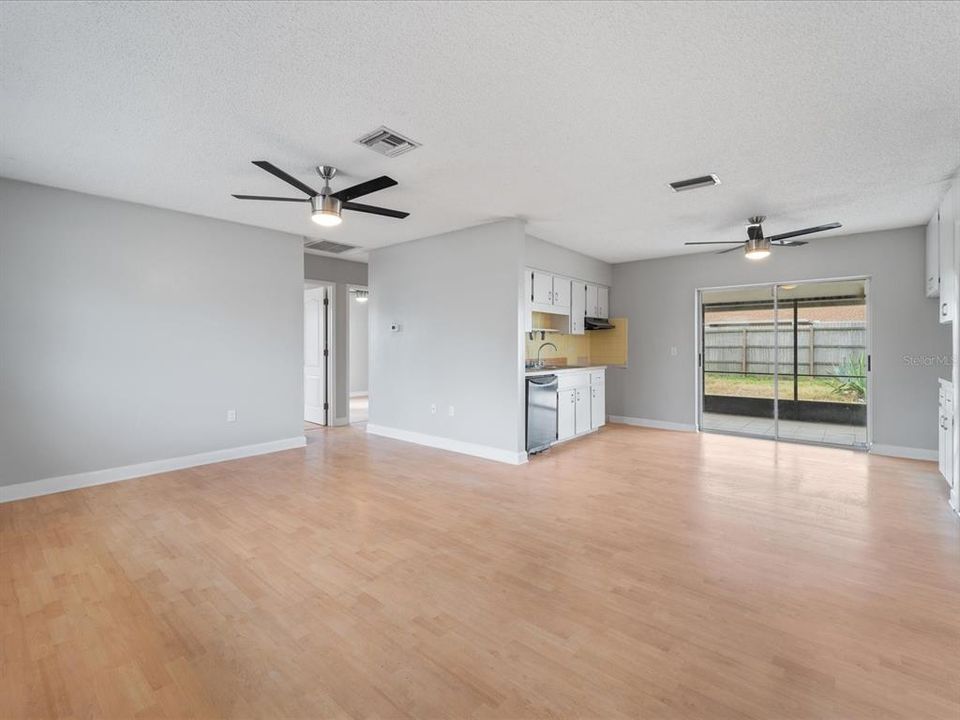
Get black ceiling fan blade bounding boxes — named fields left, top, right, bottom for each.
left=716, top=245, right=745, bottom=254
left=684, top=241, right=745, bottom=245
left=342, top=201, right=409, bottom=219
left=332, top=176, right=397, bottom=202
left=232, top=194, right=309, bottom=202
left=766, top=222, right=841, bottom=242
left=770, top=239, right=809, bottom=247
left=251, top=161, right=319, bottom=197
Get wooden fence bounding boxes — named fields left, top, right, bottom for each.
left=703, top=321, right=866, bottom=376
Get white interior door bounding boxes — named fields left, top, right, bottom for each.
left=304, top=287, right=328, bottom=425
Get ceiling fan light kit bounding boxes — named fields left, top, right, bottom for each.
left=744, top=216, right=770, bottom=260
left=744, top=237, right=771, bottom=260
left=310, top=194, right=342, bottom=226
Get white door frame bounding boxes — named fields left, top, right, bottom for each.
left=346, top=283, right=369, bottom=398
left=695, top=274, right=873, bottom=449
left=304, top=282, right=335, bottom=426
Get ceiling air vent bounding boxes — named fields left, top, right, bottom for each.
left=355, top=125, right=421, bottom=158
left=304, top=239, right=357, bottom=254
left=669, top=174, right=721, bottom=192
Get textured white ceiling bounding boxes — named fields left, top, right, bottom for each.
left=1, top=1, right=958, bottom=263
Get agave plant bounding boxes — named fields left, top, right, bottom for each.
left=829, top=353, right=867, bottom=402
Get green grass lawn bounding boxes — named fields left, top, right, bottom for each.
left=704, top=373, right=864, bottom=403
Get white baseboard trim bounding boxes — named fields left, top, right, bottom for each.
left=608, top=416, right=697, bottom=433
left=331, top=416, right=350, bottom=427
left=366, top=424, right=527, bottom=465
left=350, top=391, right=369, bottom=398
left=0, top=436, right=307, bottom=504
left=869, top=444, right=937, bottom=462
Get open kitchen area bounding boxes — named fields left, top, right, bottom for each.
left=523, top=264, right=626, bottom=455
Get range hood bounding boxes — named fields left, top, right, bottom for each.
left=585, top=317, right=615, bottom=330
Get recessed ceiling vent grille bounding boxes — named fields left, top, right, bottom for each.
left=304, top=239, right=357, bottom=254
left=669, top=174, right=721, bottom=192
left=355, top=126, right=421, bottom=158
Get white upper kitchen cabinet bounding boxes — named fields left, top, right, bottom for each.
left=584, top=283, right=610, bottom=318
left=926, top=211, right=940, bottom=298
left=597, top=286, right=609, bottom=318
left=586, top=284, right=599, bottom=317
left=570, top=280, right=587, bottom=334
left=552, top=276, right=571, bottom=309
left=939, top=186, right=956, bottom=324
left=531, top=270, right=553, bottom=306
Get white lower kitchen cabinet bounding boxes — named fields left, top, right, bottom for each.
left=575, top=386, right=591, bottom=434
left=531, top=367, right=606, bottom=448
left=591, top=382, right=605, bottom=428
left=558, top=388, right=576, bottom=441
left=940, top=379, right=954, bottom=488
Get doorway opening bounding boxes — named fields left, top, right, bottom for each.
left=697, top=278, right=870, bottom=448
left=304, top=283, right=332, bottom=430
left=348, top=285, right=369, bottom=424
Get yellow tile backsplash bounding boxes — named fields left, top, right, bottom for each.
left=525, top=312, right=628, bottom=367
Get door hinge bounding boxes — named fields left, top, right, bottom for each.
left=698, top=352, right=702, bottom=368
left=867, top=355, right=871, bottom=372
left=323, top=348, right=329, bottom=357
left=323, top=297, right=329, bottom=307
left=323, top=402, right=329, bottom=410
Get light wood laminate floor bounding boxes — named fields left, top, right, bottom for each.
left=1, top=424, right=958, bottom=719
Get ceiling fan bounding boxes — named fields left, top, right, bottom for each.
left=685, top=216, right=841, bottom=260
left=232, top=161, right=409, bottom=227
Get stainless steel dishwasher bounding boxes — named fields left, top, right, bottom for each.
left=526, top=374, right=558, bottom=454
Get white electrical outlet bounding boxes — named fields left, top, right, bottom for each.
left=226, top=409, right=237, bottom=422
left=430, top=404, right=437, bottom=415
left=448, top=405, right=455, bottom=417
left=670, top=346, right=678, bottom=357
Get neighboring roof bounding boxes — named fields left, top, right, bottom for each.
left=706, top=305, right=866, bottom=323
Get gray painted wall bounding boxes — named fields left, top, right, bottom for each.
left=304, top=254, right=368, bottom=287
left=369, top=220, right=526, bottom=454
left=0, top=178, right=304, bottom=488
left=349, top=289, right=368, bottom=394
left=303, top=254, right=368, bottom=423
left=525, top=235, right=613, bottom=286
left=608, top=226, right=950, bottom=451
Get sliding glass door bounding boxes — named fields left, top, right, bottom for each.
left=700, top=286, right=777, bottom=439
left=698, top=278, right=869, bottom=448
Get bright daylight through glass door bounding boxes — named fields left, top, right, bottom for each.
left=700, top=285, right=777, bottom=439
left=699, top=279, right=869, bottom=448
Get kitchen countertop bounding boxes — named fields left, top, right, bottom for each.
left=524, top=365, right=607, bottom=377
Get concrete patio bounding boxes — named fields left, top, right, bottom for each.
left=702, top=411, right=867, bottom=446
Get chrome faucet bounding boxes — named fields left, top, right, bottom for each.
left=535, top=342, right=559, bottom=368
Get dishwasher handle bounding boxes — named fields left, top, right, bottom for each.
left=528, top=374, right=558, bottom=388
